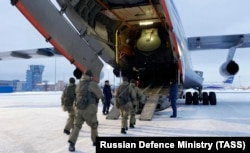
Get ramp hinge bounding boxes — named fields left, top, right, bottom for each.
left=70, top=59, right=75, bottom=64
left=45, top=36, right=52, bottom=42
left=79, top=28, right=87, bottom=37
left=97, top=48, right=104, bottom=56
left=11, top=0, right=18, bottom=5
left=60, top=4, right=67, bottom=14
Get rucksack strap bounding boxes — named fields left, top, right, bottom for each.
left=118, top=84, right=129, bottom=97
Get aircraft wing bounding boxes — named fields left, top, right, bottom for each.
left=0, top=47, right=62, bottom=60
left=188, top=34, right=250, bottom=51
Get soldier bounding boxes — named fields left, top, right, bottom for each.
left=115, top=76, right=136, bottom=134
left=102, top=80, right=113, bottom=115
left=68, top=70, right=104, bottom=152
left=129, top=79, right=143, bottom=128
left=61, top=77, right=76, bottom=135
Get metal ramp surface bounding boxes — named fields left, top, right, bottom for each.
left=139, top=95, right=160, bottom=121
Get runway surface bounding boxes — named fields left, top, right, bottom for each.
left=0, top=91, right=250, bottom=153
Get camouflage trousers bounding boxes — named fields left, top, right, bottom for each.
left=129, top=104, right=138, bottom=125
left=68, top=104, right=98, bottom=144
left=64, top=106, right=75, bottom=131
left=119, top=102, right=132, bottom=128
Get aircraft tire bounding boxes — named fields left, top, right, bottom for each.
left=192, top=92, right=199, bottom=105
left=185, top=92, right=192, bottom=105
left=209, top=92, right=217, bottom=105
left=202, top=92, right=209, bottom=105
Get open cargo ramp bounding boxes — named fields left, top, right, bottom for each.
left=139, top=95, right=160, bottom=121
left=139, top=85, right=170, bottom=121
left=12, top=0, right=116, bottom=80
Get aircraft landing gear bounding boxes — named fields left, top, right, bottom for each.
left=185, top=89, right=217, bottom=105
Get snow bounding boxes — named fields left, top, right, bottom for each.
left=1, top=91, right=250, bottom=153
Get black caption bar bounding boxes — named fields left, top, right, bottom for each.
left=96, top=137, right=249, bottom=153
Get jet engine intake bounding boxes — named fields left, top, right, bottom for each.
left=219, top=60, right=239, bottom=77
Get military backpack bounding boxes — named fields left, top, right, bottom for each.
left=115, top=84, right=130, bottom=108
left=75, top=80, right=91, bottom=110
left=61, top=84, right=76, bottom=107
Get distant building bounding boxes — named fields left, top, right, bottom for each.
left=35, top=81, right=55, bottom=91
left=25, top=65, right=44, bottom=91
left=56, top=80, right=65, bottom=91
left=0, top=86, right=13, bottom=93
left=0, top=64, right=66, bottom=92
left=0, top=80, right=19, bottom=93
left=16, top=81, right=26, bottom=91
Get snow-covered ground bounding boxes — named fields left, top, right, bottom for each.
left=0, top=91, right=250, bottom=153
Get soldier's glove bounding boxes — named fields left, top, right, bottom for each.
left=133, top=105, right=136, bottom=109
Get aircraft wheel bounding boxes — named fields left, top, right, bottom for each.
left=202, top=92, right=209, bottom=105
left=192, top=92, right=199, bottom=105
left=209, top=92, right=217, bottom=105
left=185, top=92, right=192, bottom=105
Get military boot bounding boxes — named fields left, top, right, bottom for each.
left=130, top=124, right=135, bottom=128
left=121, top=128, right=126, bottom=134
left=68, top=141, right=75, bottom=152
left=63, top=129, right=70, bottom=135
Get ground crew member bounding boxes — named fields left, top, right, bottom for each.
left=169, top=79, right=178, bottom=118
left=61, top=77, right=76, bottom=135
left=68, top=70, right=104, bottom=152
left=115, top=76, right=136, bottom=134
left=129, top=79, right=143, bottom=128
left=102, top=80, right=113, bottom=115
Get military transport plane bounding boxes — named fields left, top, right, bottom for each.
left=1, top=0, right=250, bottom=119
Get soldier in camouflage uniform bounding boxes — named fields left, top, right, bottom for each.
left=68, top=70, right=104, bottom=152
left=61, top=77, right=76, bottom=135
left=129, top=79, right=143, bottom=128
left=115, top=76, right=136, bottom=134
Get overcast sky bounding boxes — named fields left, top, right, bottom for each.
left=0, top=0, right=250, bottom=87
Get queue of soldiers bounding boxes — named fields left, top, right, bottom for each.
left=61, top=69, right=178, bottom=152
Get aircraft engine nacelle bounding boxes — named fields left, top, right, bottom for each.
left=219, top=60, right=239, bottom=77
